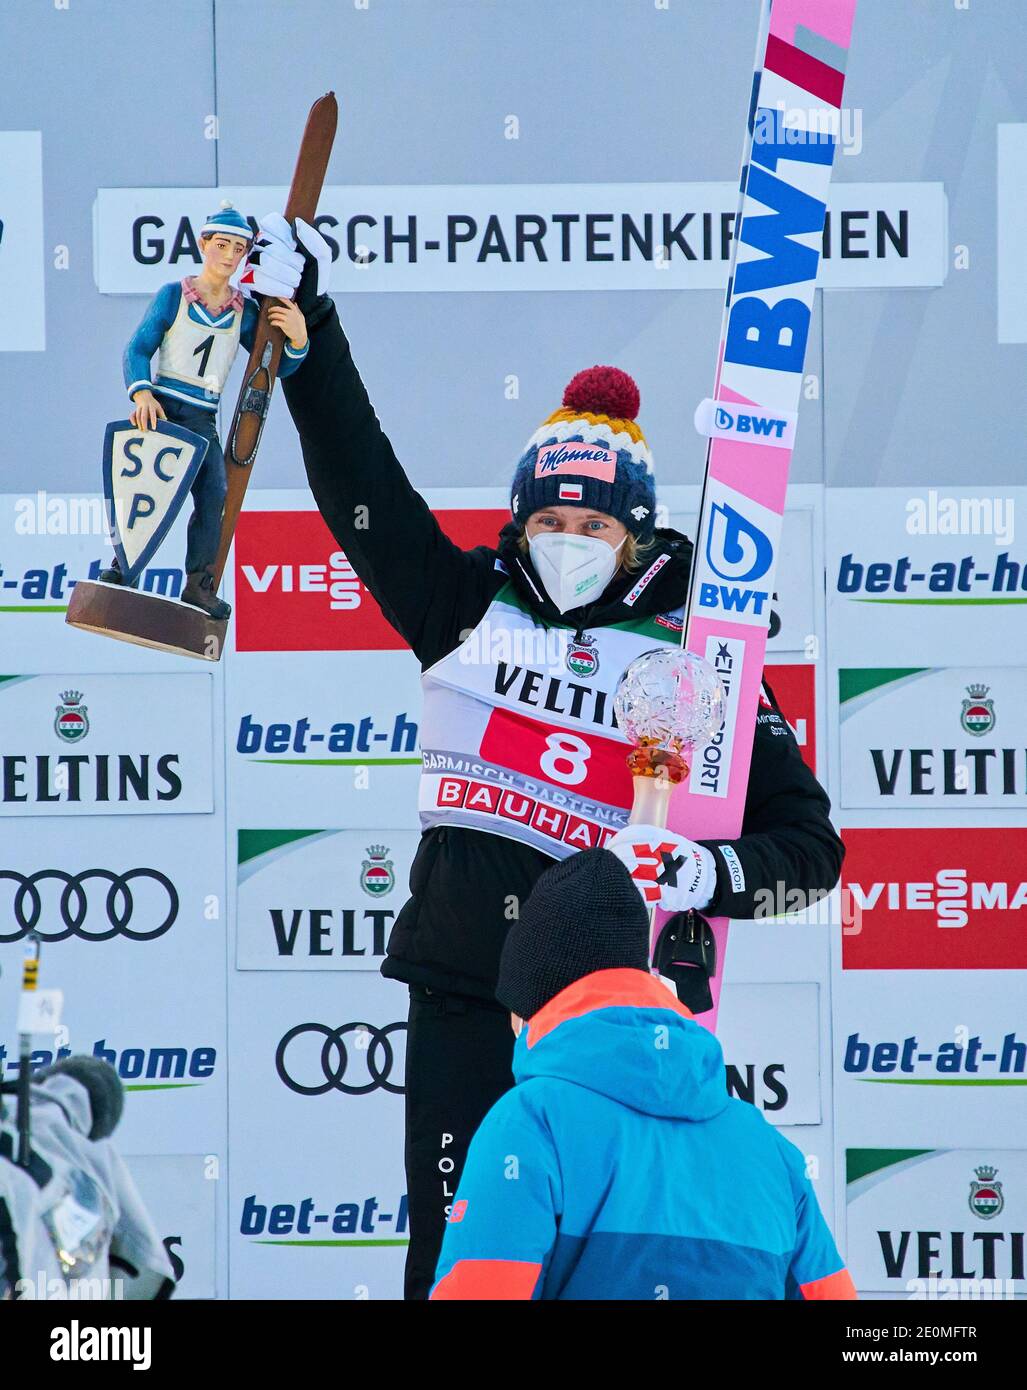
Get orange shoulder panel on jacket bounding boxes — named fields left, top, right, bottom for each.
left=430, top=1258, right=543, bottom=1301
left=800, top=1267, right=858, bottom=1300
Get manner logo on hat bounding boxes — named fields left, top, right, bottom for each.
left=535, top=442, right=617, bottom=482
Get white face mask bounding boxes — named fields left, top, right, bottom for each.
left=528, top=532, right=625, bottom=614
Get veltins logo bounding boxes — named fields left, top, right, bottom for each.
left=846, top=1148, right=1026, bottom=1292
left=360, top=845, right=395, bottom=897
left=961, top=684, right=995, bottom=737
left=54, top=690, right=89, bottom=743
left=970, top=1166, right=1004, bottom=1221
left=841, top=828, right=1027, bottom=969
left=235, top=829, right=418, bottom=971
left=838, top=667, right=1027, bottom=809
left=233, top=507, right=506, bottom=651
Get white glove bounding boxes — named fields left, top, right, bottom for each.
left=239, top=213, right=332, bottom=300
left=607, top=824, right=716, bottom=914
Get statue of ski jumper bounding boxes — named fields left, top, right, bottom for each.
left=100, top=203, right=310, bottom=617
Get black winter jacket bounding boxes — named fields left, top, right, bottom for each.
left=282, top=299, right=844, bottom=1002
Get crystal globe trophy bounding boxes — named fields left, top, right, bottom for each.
left=613, top=648, right=726, bottom=826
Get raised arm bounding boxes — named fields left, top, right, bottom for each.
left=249, top=215, right=488, bottom=663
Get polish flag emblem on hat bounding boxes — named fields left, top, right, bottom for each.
left=558, top=482, right=584, bottom=501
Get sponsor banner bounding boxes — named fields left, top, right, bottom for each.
left=94, top=182, right=947, bottom=294
left=846, top=1148, right=1027, bottom=1294
left=236, top=829, right=419, bottom=970
left=0, top=672, right=214, bottom=815
left=717, top=982, right=821, bottom=1126
left=0, top=132, right=45, bottom=350
left=827, top=488, right=1027, bottom=663
left=226, top=649, right=422, bottom=828
left=0, top=813, right=227, bottom=1154
left=0, top=492, right=202, bottom=672
left=839, top=666, right=1025, bottom=808
left=765, top=662, right=816, bottom=773
left=841, top=828, right=1027, bottom=970
left=128, top=1154, right=219, bottom=1299
left=232, top=506, right=506, bottom=652
left=227, top=971, right=406, bottom=1298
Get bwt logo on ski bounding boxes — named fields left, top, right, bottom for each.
left=694, top=398, right=795, bottom=448
left=715, top=406, right=786, bottom=438
left=240, top=1193, right=408, bottom=1243
left=836, top=550, right=1027, bottom=600
left=844, top=1031, right=1027, bottom=1082
left=0, top=1039, right=216, bottom=1088
left=841, top=828, right=1027, bottom=970
left=696, top=494, right=781, bottom=628
left=233, top=507, right=505, bottom=651
left=236, top=712, right=418, bottom=761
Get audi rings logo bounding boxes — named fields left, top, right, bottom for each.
left=275, top=1022, right=407, bottom=1096
left=0, top=869, right=179, bottom=943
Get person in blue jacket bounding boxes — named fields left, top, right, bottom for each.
left=430, top=847, right=857, bottom=1301
left=100, top=204, right=309, bottom=617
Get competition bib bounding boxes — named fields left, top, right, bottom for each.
left=419, top=580, right=680, bottom=859
left=156, top=286, right=242, bottom=395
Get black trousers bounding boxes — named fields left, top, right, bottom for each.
left=403, top=985, right=515, bottom=1300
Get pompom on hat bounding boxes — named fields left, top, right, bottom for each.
left=199, top=200, right=254, bottom=242
left=510, top=366, right=657, bottom=539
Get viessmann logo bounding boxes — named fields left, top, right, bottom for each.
left=842, top=828, right=1027, bottom=970
left=233, top=507, right=506, bottom=651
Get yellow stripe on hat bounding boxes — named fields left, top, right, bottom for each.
left=543, top=407, right=648, bottom=447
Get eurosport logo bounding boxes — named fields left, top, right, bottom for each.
left=693, top=398, right=796, bottom=450
left=842, top=828, right=1027, bottom=970
left=0, top=868, right=178, bottom=942
left=844, top=1030, right=1027, bottom=1084
left=694, top=483, right=782, bottom=627
left=275, top=1022, right=407, bottom=1096
left=233, top=508, right=505, bottom=651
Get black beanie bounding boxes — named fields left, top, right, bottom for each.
left=496, top=847, right=651, bottom=1021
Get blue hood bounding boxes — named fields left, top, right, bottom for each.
left=513, top=969, right=729, bottom=1121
